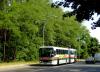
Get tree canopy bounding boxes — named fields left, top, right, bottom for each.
left=0, top=0, right=100, bottom=62
left=51, top=0, right=100, bottom=28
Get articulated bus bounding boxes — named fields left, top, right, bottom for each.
left=39, top=46, right=77, bottom=65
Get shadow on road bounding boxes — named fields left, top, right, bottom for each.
left=28, top=64, right=56, bottom=67
left=28, top=62, right=100, bottom=72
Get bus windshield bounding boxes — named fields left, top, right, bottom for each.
left=39, top=48, right=54, bottom=57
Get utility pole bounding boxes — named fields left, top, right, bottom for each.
left=42, top=15, right=57, bottom=46
left=43, top=25, right=45, bottom=46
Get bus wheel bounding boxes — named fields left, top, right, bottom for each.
left=57, top=59, right=59, bottom=65
left=66, top=59, right=67, bottom=64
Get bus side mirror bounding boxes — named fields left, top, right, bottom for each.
left=51, top=51, right=56, bottom=57
left=51, top=54, right=54, bottom=57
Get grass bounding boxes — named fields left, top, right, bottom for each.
left=0, top=61, right=39, bottom=67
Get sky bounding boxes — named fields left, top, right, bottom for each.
left=51, top=0, right=100, bottom=42
left=82, top=13, right=100, bottom=42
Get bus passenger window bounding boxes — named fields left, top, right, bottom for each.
left=56, top=49, right=59, bottom=54
left=66, top=50, right=68, bottom=54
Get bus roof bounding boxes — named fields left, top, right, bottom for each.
left=40, top=46, right=76, bottom=50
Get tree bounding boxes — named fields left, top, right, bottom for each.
left=88, top=37, right=100, bottom=57
left=50, top=0, right=100, bottom=28
left=0, top=0, right=93, bottom=62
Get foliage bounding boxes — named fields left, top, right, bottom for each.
left=0, top=0, right=99, bottom=62
left=50, top=0, right=100, bottom=28
left=87, top=37, right=100, bottom=57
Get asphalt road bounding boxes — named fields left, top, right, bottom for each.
left=1, top=62, right=100, bottom=72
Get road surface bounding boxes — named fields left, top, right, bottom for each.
left=1, top=62, right=100, bottom=72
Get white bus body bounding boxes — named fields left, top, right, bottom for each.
left=39, top=46, right=77, bottom=65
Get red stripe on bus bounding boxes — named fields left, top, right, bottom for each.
left=40, top=57, right=49, bottom=60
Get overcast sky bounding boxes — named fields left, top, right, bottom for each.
left=82, top=13, right=100, bottom=42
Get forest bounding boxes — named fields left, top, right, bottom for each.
left=0, top=0, right=100, bottom=62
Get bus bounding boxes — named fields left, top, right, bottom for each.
left=39, top=46, right=77, bottom=65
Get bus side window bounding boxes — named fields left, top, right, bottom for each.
left=56, top=49, right=59, bottom=54
left=64, top=50, right=66, bottom=54
left=60, top=49, right=61, bottom=54
left=58, top=49, right=61, bottom=54
left=56, top=49, right=57, bottom=54
left=70, top=51, right=72, bottom=54
left=60, top=50, right=62, bottom=54
left=70, top=51, right=74, bottom=55
left=61, top=50, right=62, bottom=54
left=65, top=50, right=68, bottom=54
left=63, top=50, right=65, bottom=54
left=68, top=50, right=70, bottom=54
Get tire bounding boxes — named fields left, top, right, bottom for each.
left=57, top=59, right=59, bottom=65
left=66, top=59, right=68, bottom=64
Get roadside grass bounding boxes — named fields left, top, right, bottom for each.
left=0, top=61, right=39, bottom=67
left=0, top=59, right=85, bottom=66
left=76, top=59, right=85, bottom=62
